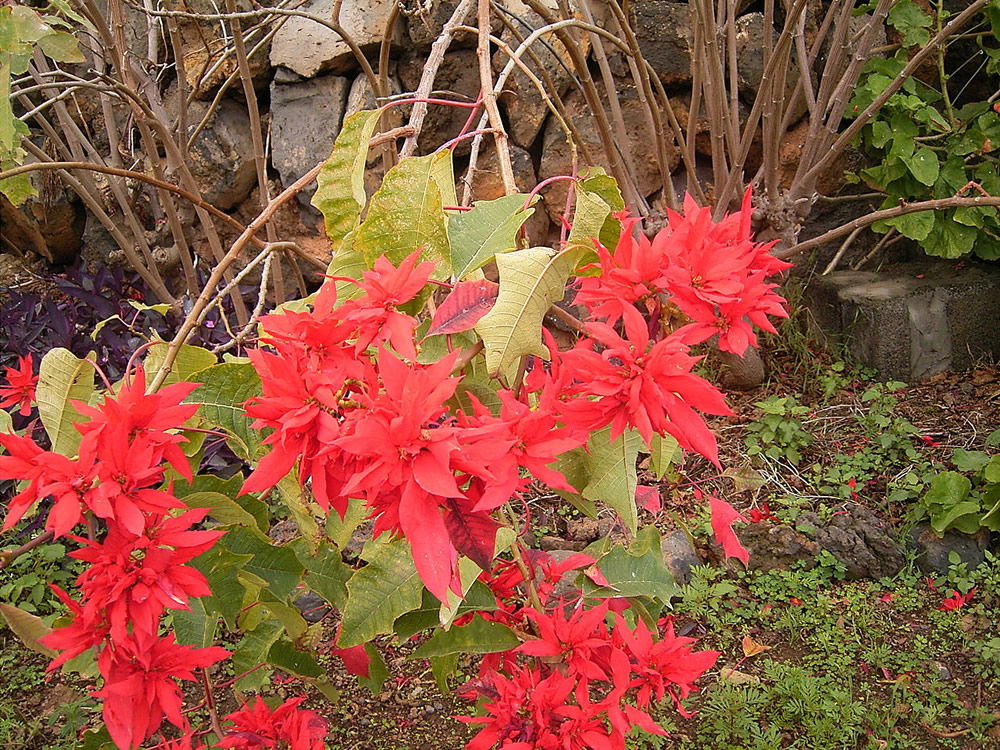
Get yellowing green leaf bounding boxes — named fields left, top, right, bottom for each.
left=474, top=245, right=582, bottom=377
left=311, top=109, right=382, bottom=251
left=449, top=194, right=535, bottom=279
left=354, top=151, right=453, bottom=275
left=36, top=347, right=95, bottom=457
left=339, top=538, right=423, bottom=647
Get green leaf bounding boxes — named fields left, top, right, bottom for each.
left=145, top=339, right=217, bottom=387
left=260, top=592, right=309, bottom=639
left=577, top=168, right=624, bottom=250
left=179, top=491, right=260, bottom=529
left=474, top=245, right=583, bottom=377
left=354, top=151, right=452, bottom=275
left=220, top=527, right=304, bottom=602
left=393, top=588, right=442, bottom=641
left=888, top=209, right=935, bottom=241
left=268, top=638, right=324, bottom=678
left=586, top=525, right=679, bottom=604
left=0, top=602, right=56, bottom=656
left=648, top=433, right=680, bottom=480
left=429, top=653, right=459, bottom=693
left=903, top=147, right=939, bottom=186
left=930, top=501, right=981, bottom=535
left=297, top=541, right=351, bottom=610
left=951, top=449, right=990, bottom=473
left=324, top=499, right=368, bottom=550
left=924, top=216, right=978, bottom=258
left=36, top=347, right=95, bottom=457
left=175, top=474, right=269, bottom=533
left=412, top=618, right=519, bottom=659
left=923, top=471, right=972, bottom=507
left=359, top=643, right=390, bottom=693
left=171, top=597, right=217, bottom=649
left=232, top=621, right=282, bottom=691
left=449, top=194, right=535, bottom=280
left=0, top=409, right=12, bottom=434
left=582, top=427, right=642, bottom=535
left=36, top=29, right=83, bottom=62
left=887, top=0, right=931, bottom=47
left=339, top=538, right=424, bottom=647
left=984, top=455, right=1000, bottom=484
left=191, top=544, right=254, bottom=629
left=276, top=471, right=321, bottom=553
left=311, top=109, right=382, bottom=251
left=187, top=363, right=263, bottom=462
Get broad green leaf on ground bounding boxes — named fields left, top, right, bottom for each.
left=586, top=525, right=680, bottom=604
left=413, top=618, right=519, bottom=659
left=887, top=209, right=935, bottom=241
left=36, top=347, right=94, bottom=457
left=276, top=471, right=321, bottom=552
left=903, top=147, right=939, bottom=186
left=0, top=602, right=55, bottom=656
left=232, top=621, right=283, bottom=691
left=582, top=427, right=642, bottom=535
left=171, top=597, right=217, bottom=649
left=339, top=538, right=423, bottom=647
left=924, top=215, right=977, bottom=258
left=354, top=151, right=452, bottom=275
left=311, top=109, right=382, bottom=250
left=144, top=339, right=217, bottom=387
left=449, top=194, right=535, bottom=279
left=474, top=245, right=583, bottom=377
left=297, top=541, right=352, bottom=610
left=219, top=527, right=304, bottom=602
left=187, top=363, right=262, bottom=462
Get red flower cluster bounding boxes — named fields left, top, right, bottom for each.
left=242, top=252, right=594, bottom=602
left=0, top=354, right=37, bottom=416
left=459, top=599, right=718, bottom=749
left=453, top=552, right=717, bottom=749
left=0, top=368, right=230, bottom=749
left=216, top=696, right=328, bottom=750
left=576, top=189, right=789, bottom=356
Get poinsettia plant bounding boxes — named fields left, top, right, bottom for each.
left=0, top=106, right=788, bottom=749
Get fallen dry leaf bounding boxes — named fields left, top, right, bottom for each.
left=741, top=636, right=771, bottom=658
left=719, top=667, right=760, bottom=685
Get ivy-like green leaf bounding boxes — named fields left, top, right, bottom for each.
left=219, top=527, right=304, bottom=602
left=339, top=538, right=423, bottom=647
left=412, top=618, right=519, bottom=659
left=449, top=194, right=535, bottom=280
left=582, top=427, right=642, bottom=535
left=187, top=363, right=262, bottom=462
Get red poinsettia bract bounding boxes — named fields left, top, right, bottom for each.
left=0, top=353, right=37, bottom=416
left=216, top=696, right=328, bottom=750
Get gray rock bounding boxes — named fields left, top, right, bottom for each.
left=660, top=529, right=699, bottom=585
left=909, top=523, right=990, bottom=574
left=538, top=85, right=678, bottom=223
left=270, top=74, right=351, bottom=207
left=734, top=13, right=804, bottom=124
left=804, top=262, right=1000, bottom=382
left=565, top=518, right=602, bottom=543
left=737, top=505, right=904, bottom=580
left=270, top=0, right=403, bottom=78
left=183, top=99, right=258, bottom=210
left=293, top=591, right=330, bottom=623
left=539, top=535, right=586, bottom=552
left=406, top=0, right=490, bottom=49
left=628, top=2, right=693, bottom=88
left=398, top=49, right=481, bottom=155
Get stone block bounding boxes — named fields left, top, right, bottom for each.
left=270, top=74, right=351, bottom=208
left=628, top=2, right=692, bottom=88
left=805, top=262, right=1000, bottom=381
left=270, top=0, right=403, bottom=79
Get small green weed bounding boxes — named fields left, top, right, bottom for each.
left=744, top=396, right=813, bottom=465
